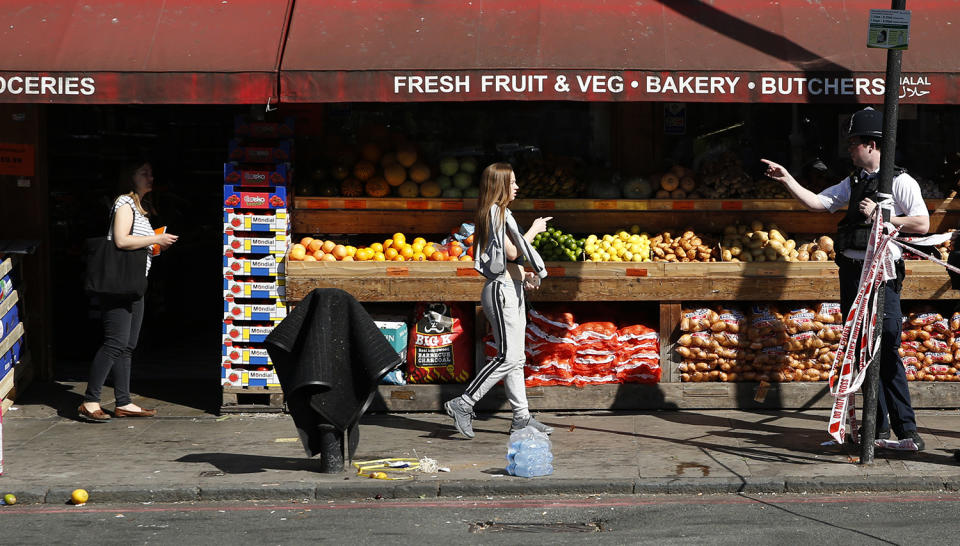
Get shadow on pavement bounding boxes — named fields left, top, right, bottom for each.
left=176, top=453, right=318, bottom=474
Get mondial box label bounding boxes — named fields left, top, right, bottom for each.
left=223, top=298, right=287, bottom=321
left=222, top=322, right=276, bottom=343
left=245, top=369, right=280, bottom=387
left=223, top=231, right=287, bottom=255
left=223, top=275, right=286, bottom=298
left=222, top=253, right=284, bottom=276
left=223, top=209, right=289, bottom=232
left=222, top=343, right=272, bottom=366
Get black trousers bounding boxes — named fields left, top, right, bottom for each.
left=837, top=258, right=917, bottom=436
left=84, top=295, right=144, bottom=406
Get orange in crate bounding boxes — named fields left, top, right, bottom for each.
left=290, top=244, right=306, bottom=261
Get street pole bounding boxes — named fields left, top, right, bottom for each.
left=861, top=0, right=906, bottom=465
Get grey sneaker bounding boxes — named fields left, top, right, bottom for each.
left=510, top=414, right=554, bottom=435
left=444, top=398, right=476, bottom=439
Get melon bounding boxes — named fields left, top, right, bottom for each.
left=459, top=157, right=478, bottom=174
left=396, top=143, right=418, bottom=167
left=353, top=160, right=376, bottom=181
left=397, top=181, right=419, bottom=198
left=383, top=164, right=407, bottom=186
left=409, top=162, right=431, bottom=183
left=436, top=175, right=453, bottom=190
left=438, top=157, right=459, bottom=177
left=419, top=180, right=442, bottom=198
left=621, top=177, right=653, bottom=199
left=463, top=186, right=480, bottom=198
left=340, top=178, right=364, bottom=197
left=442, top=187, right=464, bottom=198
left=452, top=172, right=473, bottom=190
left=365, top=176, right=390, bottom=197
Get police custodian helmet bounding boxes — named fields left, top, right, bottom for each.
left=846, top=106, right=883, bottom=139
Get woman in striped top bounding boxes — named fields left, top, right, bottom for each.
left=78, top=161, right=179, bottom=422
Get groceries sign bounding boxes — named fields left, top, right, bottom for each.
left=384, top=70, right=939, bottom=103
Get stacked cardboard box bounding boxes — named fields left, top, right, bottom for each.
left=220, top=116, right=293, bottom=390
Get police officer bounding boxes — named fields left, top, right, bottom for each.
left=762, top=107, right=929, bottom=450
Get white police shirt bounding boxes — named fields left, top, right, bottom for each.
left=816, top=170, right=927, bottom=261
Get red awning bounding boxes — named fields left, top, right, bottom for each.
left=0, top=0, right=292, bottom=104
left=280, top=0, right=960, bottom=104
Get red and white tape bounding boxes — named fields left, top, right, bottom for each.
left=826, top=210, right=959, bottom=444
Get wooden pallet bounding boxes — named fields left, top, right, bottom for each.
left=220, top=385, right=285, bottom=414
left=0, top=369, right=12, bottom=416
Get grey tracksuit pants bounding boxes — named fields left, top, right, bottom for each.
left=461, top=264, right=529, bottom=417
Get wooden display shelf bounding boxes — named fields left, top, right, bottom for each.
left=285, top=260, right=957, bottom=303
left=292, top=197, right=960, bottom=235
left=296, top=197, right=960, bottom=212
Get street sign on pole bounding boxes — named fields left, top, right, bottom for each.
left=868, top=9, right=911, bottom=49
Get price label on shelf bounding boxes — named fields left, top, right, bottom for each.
left=533, top=200, right=556, bottom=210
left=593, top=200, right=617, bottom=210
left=671, top=201, right=694, bottom=210
left=405, top=200, right=428, bottom=210
left=440, top=201, right=464, bottom=210
left=344, top=200, right=365, bottom=209
left=721, top=201, right=743, bottom=210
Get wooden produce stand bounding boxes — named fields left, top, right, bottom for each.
left=287, top=197, right=960, bottom=411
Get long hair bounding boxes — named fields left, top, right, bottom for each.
left=474, top=162, right=514, bottom=254
left=116, top=160, right=151, bottom=217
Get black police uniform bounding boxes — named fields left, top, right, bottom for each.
left=833, top=169, right=917, bottom=439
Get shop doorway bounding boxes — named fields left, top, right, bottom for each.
left=47, top=105, right=244, bottom=410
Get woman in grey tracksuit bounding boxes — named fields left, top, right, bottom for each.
left=444, top=162, right=553, bottom=438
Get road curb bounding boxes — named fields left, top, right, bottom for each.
left=783, top=475, right=947, bottom=494
left=439, top=478, right=634, bottom=498
left=8, top=475, right=960, bottom=504
left=199, top=482, right=315, bottom=502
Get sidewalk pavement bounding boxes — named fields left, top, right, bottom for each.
left=3, top=381, right=960, bottom=505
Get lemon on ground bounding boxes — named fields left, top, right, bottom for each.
left=71, top=489, right=89, bottom=505
left=3, top=493, right=16, bottom=505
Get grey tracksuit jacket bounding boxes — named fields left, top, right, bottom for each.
left=474, top=205, right=548, bottom=281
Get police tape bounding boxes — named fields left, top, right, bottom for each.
left=826, top=214, right=960, bottom=445
left=827, top=212, right=895, bottom=445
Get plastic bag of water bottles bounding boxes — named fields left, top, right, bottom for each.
left=505, top=426, right=554, bottom=477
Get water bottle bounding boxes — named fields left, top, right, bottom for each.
left=506, top=426, right=554, bottom=477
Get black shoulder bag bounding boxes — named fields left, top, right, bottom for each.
left=84, top=204, right=149, bottom=300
